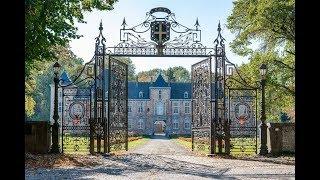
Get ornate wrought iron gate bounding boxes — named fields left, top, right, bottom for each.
left=59, top=6, right=259, bottom=155
left=227, top=88, right=258, bottom=154
left=191, top=57, right=213, bottom=153
left=108, top=56, right=128, bottom=152
left=61, top=88, right=91, bottom=153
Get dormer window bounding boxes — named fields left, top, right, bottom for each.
left=139, top=91, right=144, bottom=98
left=184, top=92, right=188, bottom=98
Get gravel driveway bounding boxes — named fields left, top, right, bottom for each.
left=25, top=135, right=295, bottom=179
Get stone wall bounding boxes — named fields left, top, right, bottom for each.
left=282, top=123, right=295, bottom=152
left=269, top=122, right=295, bottom=154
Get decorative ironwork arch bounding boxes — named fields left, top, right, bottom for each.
left=59, top=6, right=261, bottom=156
left=106, top=7, right=214, bottom=57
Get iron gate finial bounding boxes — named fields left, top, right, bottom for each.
left=122, top=17, right=127, bottom=29
left=195, top=18, right=200, bottom=30
left=99, top=20, right=103, bottom=31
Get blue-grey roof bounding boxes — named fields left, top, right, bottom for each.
left=128, top=82, right=150, bottom=99
left=66, top=69, right=220, bottom=100
left=170, top=83, right=191, bottom=99
left=60, top=71, right=72, bottom=86
left=153, top=74, right=168, bottom=87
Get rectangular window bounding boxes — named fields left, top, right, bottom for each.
left=138, top=119, right=144, bottom=129
left=184, top=102, right=190, bottom=114
left=173, top=102, right=179, bottom=114
left=128, top=106, right=132, bottom=113
left=138, top=106, right=143, bottom=113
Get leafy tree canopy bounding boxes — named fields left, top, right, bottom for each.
left=136, top=66, right=190, bottom=83
left=227, top=0, right=295, bottom=121
left=25, top=0, right=118, bottom=77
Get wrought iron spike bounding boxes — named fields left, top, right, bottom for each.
left=214, top=21, right=225, bottom=47
left=121, top=17, right=127, bottom=29
left=99, top=20, right=103, bottom=31
left=194, top=18, right=200, bottom=29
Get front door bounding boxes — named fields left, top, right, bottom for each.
left=155, top=123, right=163, bottom=133
left=154, top=120, right=165, bottom=134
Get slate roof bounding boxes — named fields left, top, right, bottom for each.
left=128, top=82, right=150, bottom=99
left=64, top=70, right=217, bottom=100
left=152, top=74, right=168, bottom=87
left=59, top=71, right=72, bottom=86
left=170, top=83, right=191, bottom=99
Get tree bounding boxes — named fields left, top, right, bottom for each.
left=166, top=66, right=191, bottom=82
left=166, top=67, right=176, bottom=83
left=135, top=67, right=190, bottom=83
left=26, top=45, right=84, bottom=120
left=25, top=0, right=118, bottom=77
left=227, top=0, right=295, bottom=121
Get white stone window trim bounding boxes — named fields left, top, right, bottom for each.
left=184, top=92, right=188, bottom=98
left=173, top=118, right=179, bottom=129
left=139, top=91, right=144, bottom=98
left=173, top=102, right=179, bottom=114
left=184, top=102, right=190, bottom=114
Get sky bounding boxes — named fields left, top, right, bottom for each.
left=69, top=0, right=249, bottom=73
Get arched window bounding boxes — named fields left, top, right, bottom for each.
left=139, top=91, right=144, bottom=98
left=184, top=118, right=190, bottom=129
left=184, top=92, right=188, bottom=98
left=159, top=90, right=162, bottom=99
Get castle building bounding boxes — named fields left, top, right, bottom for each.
left=50, top=72, right=192, bottom=136
left=128, top=73, right=192, bottom=136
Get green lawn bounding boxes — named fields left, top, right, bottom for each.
left=174, top=137, right=257, bottom=156
left=62, top=135, right=150, bottom=154
left=128, top=137, right=149, bottom=150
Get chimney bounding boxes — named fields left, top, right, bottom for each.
left=136, top=76, right=139, bottom=86
left=150, top=77, right=153, bottom=85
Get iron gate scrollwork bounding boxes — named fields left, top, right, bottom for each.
left=62, top=88, right=91, bottom=153
left=228, top=89, right=258, bottom=154
left=225, top=61, right=259, bottom=154
left=59, top=6, right=260, bottom=156
left=191, top=57, right=212, bottom=153
left=108, top=56, right=128, bottom=152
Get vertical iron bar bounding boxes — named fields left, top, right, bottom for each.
left=255, top=89, right=258, bottom=154
left=213, top=47, right=219, bottom=155
left=225, top=88, right=231, bottom=154
left=211, top=55, right=216, bottom=155
left=93, top=46, right=98, bottom=154
left=89, top=88, right=93, bottom=154
left=61, top=89, right=64, bottom=153
left=191, top=64, right=194, bottom=151
left=107, top=56, right=111, bottom=153
left=102, top=46, right=106, bottom=154
left=222, top=49, right=227, bottom=154
left=125, top=62, right=129, bottom=151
